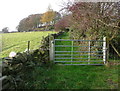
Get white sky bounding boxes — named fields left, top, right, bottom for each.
left=0, top=0, right=68, bottom=32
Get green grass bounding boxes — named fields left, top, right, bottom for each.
left=25, top=32, right=119, bottom=89
left=1, top=31, right=56, bottom=57
left=28, top=64, right=119, bottom=89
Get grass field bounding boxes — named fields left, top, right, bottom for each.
left=26, top=32, right=119, bottom=89
left=27, top=64, right=119, bottom=89
left=1, top=31, right=56, bottom=57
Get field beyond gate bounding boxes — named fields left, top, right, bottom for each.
left=53, top=34, right=107, bottom=65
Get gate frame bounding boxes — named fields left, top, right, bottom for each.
left=49, top=37, right=107, bottom=65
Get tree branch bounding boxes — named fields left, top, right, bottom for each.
left=110, top=43, right=120, bottom=57
left=97, top=19, right=120, bottom=29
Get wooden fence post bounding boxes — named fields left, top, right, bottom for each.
left=49, top=35, right=54, bottom=61
left=27, top=41, right=30, bottom=54
left=103, top=37, right=107, bottom=64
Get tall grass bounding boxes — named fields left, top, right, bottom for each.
left=27, top=64, right=119, bottom=89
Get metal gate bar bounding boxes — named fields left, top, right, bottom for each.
left=54, top=61, right=104, bottom=62
left=55, top=54, right=103, bottom=56
left=55, top=45, right=103, bottom=48
left=54, top=39, right=103, bottom=42
left=55, top=51, right=103, bottom=53
left=55, top=58, right=103, bottom=59
left=63, top=64, right=104, bottom=65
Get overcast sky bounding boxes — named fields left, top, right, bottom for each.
left=0, top=0, right=68, bottom=32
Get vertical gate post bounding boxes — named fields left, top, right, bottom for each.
left=71, top=40, right=74, bottom=64
left=106, top=38, right=109, bottom=63
left=88, top=41, right=91, bottom=64
left=49, top=35, right=54, bottom=61
left=103, top=37, right=107, bottom=64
